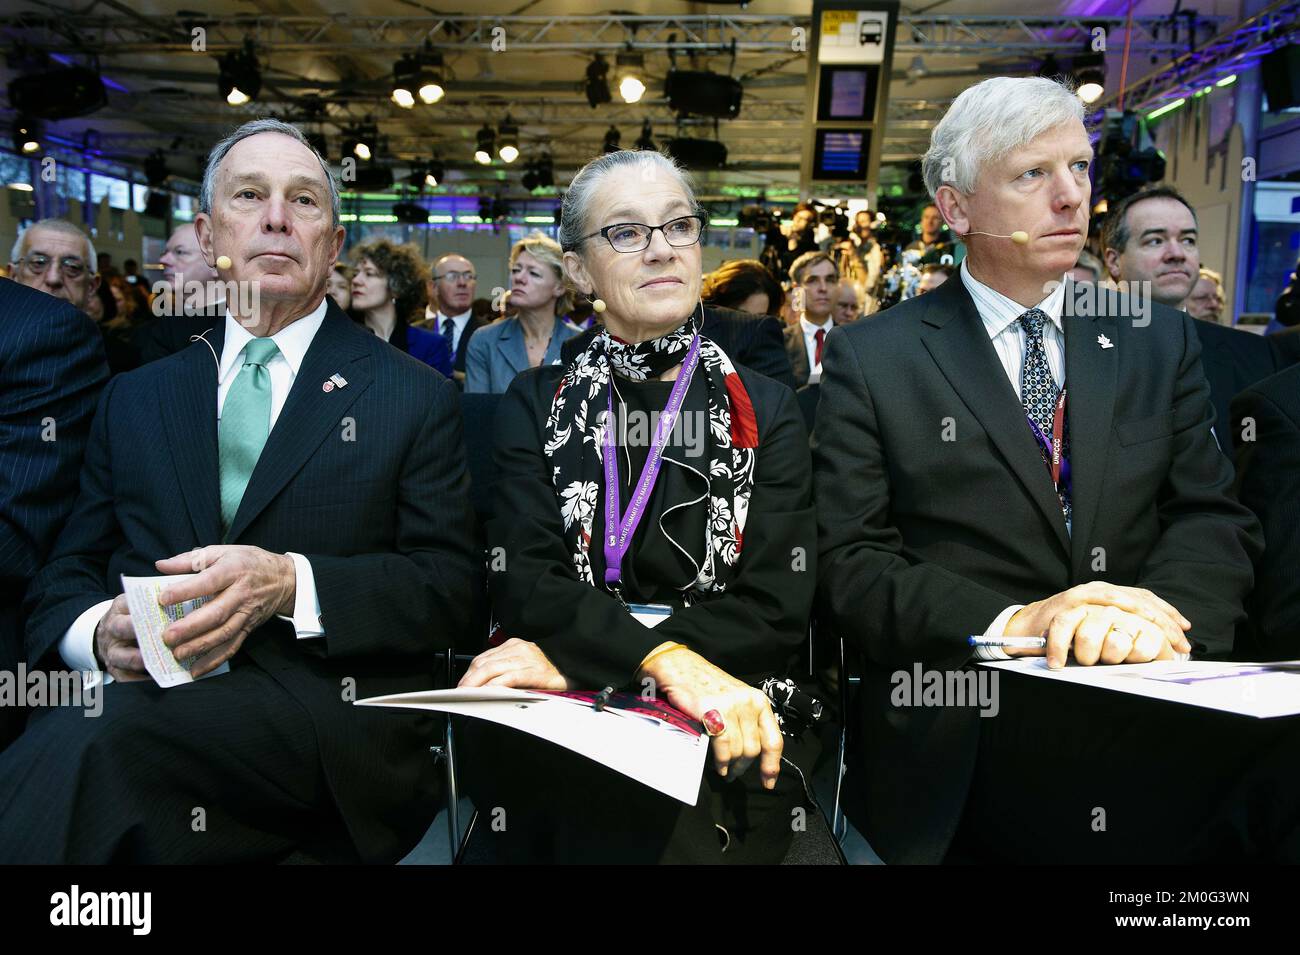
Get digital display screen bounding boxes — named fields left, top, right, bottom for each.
left=817, top=66, right=878, bottom=122
left=813, top=129, right=870, bottom=180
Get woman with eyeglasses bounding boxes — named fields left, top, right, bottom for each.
left=457, top=150, right=818, bottom=863
left=463, top=232, right=582, bottom=394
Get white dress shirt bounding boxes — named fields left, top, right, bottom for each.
left=60, top=299, right=330, bottom=686
left=800, top=314, right=835, bottom=383
left=430, top=307, right=473, bottom=353
left=958, top=261, right=1069, bottom=657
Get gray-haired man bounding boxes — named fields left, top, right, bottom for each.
left=0, top=119, right=478, bottom=863
left=814, top=77, right=1295, bottom=864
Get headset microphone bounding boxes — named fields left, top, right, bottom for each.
left=963, top=230, right=1030, bottom=245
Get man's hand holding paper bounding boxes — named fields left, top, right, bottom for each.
left=153, top=545, right=297, bottom=678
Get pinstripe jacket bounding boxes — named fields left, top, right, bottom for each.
left=23, top=298, right=480, bottom=861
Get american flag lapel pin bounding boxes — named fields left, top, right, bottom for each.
left=322, top=373, right=348, bottom=393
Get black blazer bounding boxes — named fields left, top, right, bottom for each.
left=23, top=300, right=480, bottom=862
left=0, top=280, right=107, bottom=742
left=487, top=360, right=816, bottom=690
left=1232, top=362, right=1300, bottom=660
left=813, top=275, right=1261, bottom=864
left=1191, top=319, right=1281, bottom=455
left=559, top=305, right=796, bottom=391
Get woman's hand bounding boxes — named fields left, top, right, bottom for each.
left=637, top=645, right=783, bottom=789
left=457, top=637, right=574, bottom=691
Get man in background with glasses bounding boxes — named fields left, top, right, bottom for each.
left=422, top=252, right=486, bottom=387
left=1, top=224, right=109, bottom=750
left=9, top=218, right=100, bottom=314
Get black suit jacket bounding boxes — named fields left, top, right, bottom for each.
left=1191, top=319, right=1280, bottom=455
left=133, top=313, right=223, bottom=367
left=23, top=300, right=479, bottom=861
left=1231, top=363, right=1300, bottom=660
left=559, top=306, right=796, bottom=391
left=0, top=280, right=108, bottom=740
left=813, top=275, right=1261, bottom=864
left=488, top=362, right=815, bottom=690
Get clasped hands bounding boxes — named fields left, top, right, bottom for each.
left=459, top=637, right=783, bottom=789
left=1002, top=581, right=1192, bottom=669
left=94, top=545, right=297, bottom=682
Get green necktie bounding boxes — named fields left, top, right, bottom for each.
left=219, top=337, right=280, bottom=535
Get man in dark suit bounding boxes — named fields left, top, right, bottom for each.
left=560, top=304, right=796, bottom=390
left=422, top=253, right=488, bottom=388
left=1102, top=186, right=1282, bottom=455
left=1232, top=363, right=1300, bottom=660
left=134, top=223, right=229, bottom=366
left=0, top=119, right=478, bottom=863
left=0, top=279, right=108, bottom=749
left=783, top=251, right=838, bottom=388
left=816, top=77, right=1293, bottom=865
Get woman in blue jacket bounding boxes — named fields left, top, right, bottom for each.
left=350, top=239, right=453, bottom=377
left=465, top=232, right=581, bottom=393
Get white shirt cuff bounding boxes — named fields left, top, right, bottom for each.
left=277, top=551, right=324, bottom=639
left=972, top=604, right=1026, bottom=661
left=60, top=598, right=114, bottom=689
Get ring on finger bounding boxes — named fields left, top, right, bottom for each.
left=702, top=709, right=726, bottom=737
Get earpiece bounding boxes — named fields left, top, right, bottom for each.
left=216, top=255, right=232, bottom=269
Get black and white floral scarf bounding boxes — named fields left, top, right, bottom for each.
left=544, top=308, right=759, bottom=596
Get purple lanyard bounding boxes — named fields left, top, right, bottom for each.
left=603, top=334, right=702, bottom=588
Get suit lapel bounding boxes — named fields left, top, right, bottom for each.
left=785, top=326, right=809, bottom=384
left=1062, top=280, right=1117, bottom=572
left=224, top=303, right=373, bottom=543
left=919, top=279, right=1070, bottom=554
left=159, top=322, right=224, bottom=545
left=497, top=319, right=529, bottom=375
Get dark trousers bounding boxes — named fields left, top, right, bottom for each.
left=951, top=671, right=1300, bottom=863
left=0, top=658, right=354, bottom=864
left=458, top=716, right=815, bottom=864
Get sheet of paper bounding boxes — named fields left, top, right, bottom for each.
left=120, top=574, right=228, bottom=688
left=357, top=687, right=710, bottom=804
left=978, top=657, right=1300, bottom=719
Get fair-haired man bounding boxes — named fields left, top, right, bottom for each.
left=784, top=250, right=838, bottom=387
left=1103, top=186, right=1280, bottom=457
left=815, top=77, right=1296, bottom=864
left=0, top=119, right=478, bottom=863
left=9, top=218, right=99, bottom=312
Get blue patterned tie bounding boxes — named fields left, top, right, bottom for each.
left=219, top=338, right=280, bottom=535
left=1017, top=309, right=1072, bottom=526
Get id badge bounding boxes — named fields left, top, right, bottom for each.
left=627, top=602, right=672, bottom=629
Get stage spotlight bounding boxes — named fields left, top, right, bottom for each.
left=635, top=119, right=656, bottom=151
left=585, top=54, right=612, bottom=108
left=664, top=70, right=742, bottom=119
left=475, top=124, right=495, bottom=164
left=424, top=159, right=445, bottom=188
left=8, top=64, right=107, bottom=119
left=535, top=154, right=553, bottom=188
left=392, top=51, right=446, bottom=108
left=13, top=116, right=41, bottom=154
left=1073, top=52, right=1106, bottom=105
left=344, top=124, right=378, bottom=161
left=144, top=150, right=169, bottom=187
left=603, top=125, right=621, bottom=153
left=664, top=136, right=727, bottom=169
left=616, top=52, right=646, bottom=104
left=219, top=40, right=261, bottom=106
left=498, top=117, right=519, bottom=163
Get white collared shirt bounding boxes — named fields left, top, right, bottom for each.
left=961, top=259, right=1067, bottom=397
left=958, top=262, right=1072, bottom=655
left=60, top=300, right=330, bottom=686
left=800, top=314, right=835, bottom=382
left=432, top=308, right=473, bottom=352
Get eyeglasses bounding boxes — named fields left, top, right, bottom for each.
left=578, top=214, right=707, bottom=254
left=19, top=254, right=88, bottom=279
left=435, top=270, right=476, bottom=283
